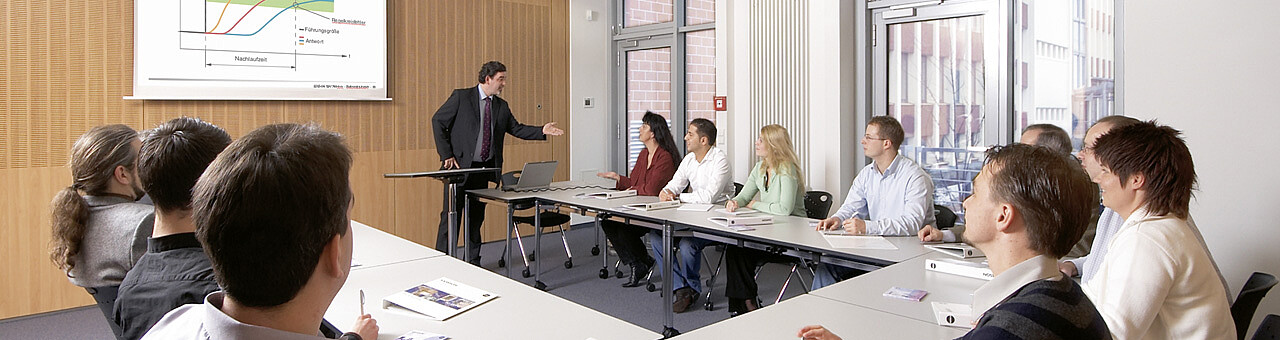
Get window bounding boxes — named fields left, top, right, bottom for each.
left=870, top=0, right=1122, bottom=222
left=615, top=0, right=716, bottom=174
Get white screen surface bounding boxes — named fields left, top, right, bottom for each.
left=132, top=0, right=387, bottom=100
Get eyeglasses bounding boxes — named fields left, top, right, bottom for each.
left=862, top=135, right=887, bottom=141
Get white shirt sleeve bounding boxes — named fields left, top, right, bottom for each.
left=831, top=178, right=868, bottom=221
left=662, top=155, right=693, bottom=197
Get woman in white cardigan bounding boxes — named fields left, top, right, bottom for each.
left=1083, top=120, right=1234, bottom=340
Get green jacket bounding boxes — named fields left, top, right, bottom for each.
left=732, top=161, right=807, bottom=217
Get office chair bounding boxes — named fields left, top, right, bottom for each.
left=1251, top=314, right=1280, bottom=340
left=1234, top=272, right=1279, bottom=339
left=934, top=204, right=957, bottom=229
left=765, top=191, right=833, bottom=304
left=496, top=171, right=574, bottom=280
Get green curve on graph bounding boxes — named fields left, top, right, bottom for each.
left=206, top=0, right=334, bottom=13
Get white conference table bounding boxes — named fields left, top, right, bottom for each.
left=350, top=220, right=445, bottom=270
left=670, top=294, right=967, bottom=339
left=326, top=256, right=662, bottom=340
left=810, top=252, right=989, bottom=324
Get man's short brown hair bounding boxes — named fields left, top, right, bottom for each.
left=193, top=123, right=353, bottom=307
left=983, top=144, right=1097, bottom=258
left=1092, top=121, right=1196, bottom=219
left=1023, top=124, right=1072, bottom=156
left=869, top=115, right=905, bottom=149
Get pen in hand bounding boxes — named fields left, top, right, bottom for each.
left=359, top=289, right=366, bottom=315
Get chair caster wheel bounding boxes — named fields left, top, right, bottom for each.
left=534, top=281, right=547, bottom=291
left=591, top=246, right=600, bottom=256
left=704, top=301, right=714, bottom=311
left=646, top=283, right=657, bottom=292
left=528, top=253, right=536, bottom=261
left=662, top=327, right=681, bottom=338
left=615, top=269, right=625, bottom=278
left=498, top=259, right=506, bottom=268
left=522, top=268, right=532, bottom=278
left=599, top=269, right=609, bottom=279
left=705, top=279, right=713, bottom=286
left=564, top=260, right=573, bottom=269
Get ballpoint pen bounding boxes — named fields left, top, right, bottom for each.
left=359, top=289, right=366, bottom=315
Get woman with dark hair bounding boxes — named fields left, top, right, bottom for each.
left=49, top=124, right=155, bottom=333
left=598, top=111, right=680, bottom=288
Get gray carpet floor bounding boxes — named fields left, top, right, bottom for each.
left=0, top=223, right=812, bottom=338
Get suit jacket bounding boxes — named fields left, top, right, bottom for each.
left=432, top=87, right=545, bottom=170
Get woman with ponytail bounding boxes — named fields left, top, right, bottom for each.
left=50, top=124, right=154, bottom=333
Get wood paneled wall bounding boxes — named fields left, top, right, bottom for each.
left=0, top=0, right=570, bottom=319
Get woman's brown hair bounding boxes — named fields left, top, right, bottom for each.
left=50, top=124, right=140, bottom=275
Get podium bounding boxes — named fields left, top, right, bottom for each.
left=385, top=167, right=500, bottom=261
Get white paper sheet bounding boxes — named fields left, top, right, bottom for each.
left=677, top=203, right=714, bottom=211
left=822, top=235, right=899, bottom=250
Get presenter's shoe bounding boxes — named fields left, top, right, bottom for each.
left=672, top=287, right=698, bottom=313
left=621, top=260, right=653, bottom=288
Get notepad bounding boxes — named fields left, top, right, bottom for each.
left=822, top=235, right=898, bottom=250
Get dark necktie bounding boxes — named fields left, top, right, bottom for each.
left=480, top=97, right=493, bottom=161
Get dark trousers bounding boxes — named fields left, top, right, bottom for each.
left=601, top=220, right=653, bottom=266
left=435, top=160, right=496, bottom=261
left=724, top=245, right=793, bottom=300
left=86, top=285, right=123, bottom=337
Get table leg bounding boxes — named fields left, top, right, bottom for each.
left=506, top=204, right=515, bottom=278
left=662, top=221, right=679, bottom=338
left=533, top=200, right=546, bottom=291
left=598, top=215, right=610, bottom=280
left=463, top=197, right=471, bottom=264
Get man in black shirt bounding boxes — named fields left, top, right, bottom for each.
left=112, top=117, right=231, bottom=340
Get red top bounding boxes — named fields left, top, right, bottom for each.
left=616, top=148, right=676, bottom=196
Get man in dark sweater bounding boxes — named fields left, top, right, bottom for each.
left=799, top=144, right=1109, bottom=340
left=112, top=117, right=232, bottom=340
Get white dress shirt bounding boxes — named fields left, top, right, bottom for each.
left=1082, top=207, right=1235, bottom=340
left=142, top=292, right=329, bottom=340
left=662, top=146, right=735, bottom=204
left=830, top=154, right=935, bottom=236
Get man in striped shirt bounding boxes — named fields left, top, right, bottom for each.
left=799, top=144, right=1109, bottom=340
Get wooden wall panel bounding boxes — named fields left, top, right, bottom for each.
left=0, top=0, right=570, bottom=319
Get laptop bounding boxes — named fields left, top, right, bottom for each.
left=501, top=161, right=557, bottom=191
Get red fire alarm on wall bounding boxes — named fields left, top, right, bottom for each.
left=714, top=96, right=727, bottom=111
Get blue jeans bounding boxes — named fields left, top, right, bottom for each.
left=648, top=231, right=714, bottom=293
left=812, top=263, right=863, bottom=290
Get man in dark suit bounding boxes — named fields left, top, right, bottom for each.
left=431, top=61, right=564, bottom=264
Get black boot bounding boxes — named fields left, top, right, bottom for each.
left=728, top=297, right=760, bottom=317
left=622, top=260, right=652, bottom=288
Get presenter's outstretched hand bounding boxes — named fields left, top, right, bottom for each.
left=441, top=158, right=459, bottom=170
left=352, top=314, right=379, bottom=340
left=918, top=224, right=943, bottom=242
left=797, top=325, right=843, bottom=340
left=816, top=216, right=841, bottom=231
left=543, top=122, right=565, bottom=136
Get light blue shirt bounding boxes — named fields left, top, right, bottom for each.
left=830, top=154, right=935, bottom=236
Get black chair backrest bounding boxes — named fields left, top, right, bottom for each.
left=1235, top=272, right=1279, bottom=339
left=1251, top=314, right=1280, bottom=340
left=500, top=171, right=536, bottom=211
left=804, top=191, right=833, bottom=220
left=934, top=204, right=957, bottom=229
left=733, top=182, right=744, bottom=196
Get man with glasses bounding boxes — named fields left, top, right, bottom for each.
left=812, top=116, right=935, bottom=290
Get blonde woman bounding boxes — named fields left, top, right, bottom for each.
left=723, top=124, right=806, bottom=315
left=50, top=125, right=154, bottom=333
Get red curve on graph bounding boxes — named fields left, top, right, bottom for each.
left=210, top=0, right=270, bottom=35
